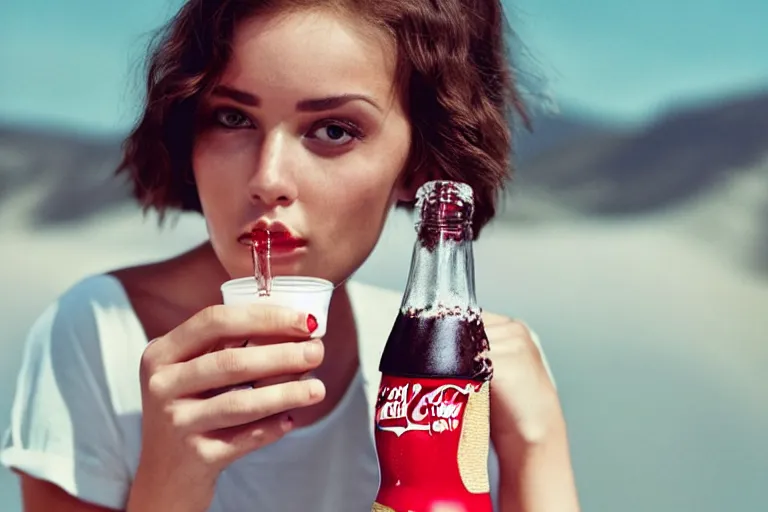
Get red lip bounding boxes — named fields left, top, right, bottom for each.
left=237, top=222, right=307, bottom=252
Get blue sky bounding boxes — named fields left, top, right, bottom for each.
left=1, top=0, right=766, bottom=133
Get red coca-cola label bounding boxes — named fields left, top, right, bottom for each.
left=377, top=380, right=472, bottom=435
left=373, top=375, right=492, bottom=512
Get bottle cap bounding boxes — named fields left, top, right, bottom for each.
left=415, top=180, right=474, bottom=230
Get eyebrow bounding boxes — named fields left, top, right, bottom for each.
left=296, top=94, right=382, bottom=112
left=211, top=85, right=381, bottom=112
left=211, top=85, right=260, bottom=106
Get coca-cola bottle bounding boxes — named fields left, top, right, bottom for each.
left=371, top=180, right=494, bottom=512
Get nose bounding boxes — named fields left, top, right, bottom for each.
left=247, top=130, right=298, bottom=207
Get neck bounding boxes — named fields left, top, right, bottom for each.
left=169, top=242, right=231, bottom=310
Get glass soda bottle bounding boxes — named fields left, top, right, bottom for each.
left=371, top=180, right=494, bottom=512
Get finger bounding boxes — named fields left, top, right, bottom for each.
left=167, top=340, right=324, bottom=397
left=156, top=304, right=315, bottom=365
left=252, top=371, right=314, bottom=390
left=214, top=335, right=300, bottom=353
left=481, top=310, right=512, bottom=327
left=178, top=378, right=326, bottom=433
left=203, top=413, right=295, bottom=466
left=200, top=371, right=312, bottom=399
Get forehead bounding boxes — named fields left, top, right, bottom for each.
left=220, top=9, right=396, bottom=100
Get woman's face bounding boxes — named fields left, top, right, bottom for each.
left=193, top=8, right=412, bottom=285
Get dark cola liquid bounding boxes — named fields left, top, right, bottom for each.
left=379, top=309, right=493, bottom=382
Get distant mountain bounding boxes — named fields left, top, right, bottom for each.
left=509, top=90, right=768, bottom=216
left=512, top=111, right=619, bottom=164
left=0, top=125, right=129, bottom=226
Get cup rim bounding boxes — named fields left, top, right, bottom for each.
left=220, top=276, right=334, bottom=296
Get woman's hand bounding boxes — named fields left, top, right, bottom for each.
left=127, top=304, right=325, bottom=512
left=483, top=312, right=580, bottom=512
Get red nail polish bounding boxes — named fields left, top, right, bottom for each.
left=306, top=314, right=318, bottom=333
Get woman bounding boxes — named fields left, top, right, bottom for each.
left=1, top=0, right=580, bottom=510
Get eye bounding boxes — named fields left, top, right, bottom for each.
left=214, top=108, right=253, bottom=129
left=308, top=121, right=362, bottom=146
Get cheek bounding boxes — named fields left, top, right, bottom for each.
left=192, top=137, right=253, bottom=210
left=193, top=139, right=221, bottom=202
left=332, top=148, right=408, bottom=222
left=191, top=139, right=251, bottom=247
left=319, top=142, right=409, bottom=248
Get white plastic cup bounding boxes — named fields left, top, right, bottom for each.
left=220, top=276, right=334, bottom=338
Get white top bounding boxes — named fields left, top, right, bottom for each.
left=0, top=274, right=555, bottom=511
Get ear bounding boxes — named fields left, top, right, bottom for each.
left=393, top=166, right=439, bottom=205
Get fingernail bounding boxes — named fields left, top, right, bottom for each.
left=303, top=340, right=322, bottom=362
left=282, top=415, right=294, bottom=432
left=306, top=314, right=318, bottom=334
left=307, top=379, right=325, bottom=399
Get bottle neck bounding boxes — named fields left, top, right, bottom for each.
left=401, top=223, right=477, bottom=312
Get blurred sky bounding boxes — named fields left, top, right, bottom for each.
left=0, top=0, right=766, bottom=133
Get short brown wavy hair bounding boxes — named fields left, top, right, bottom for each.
left=117, top=0, right=529, bottom=237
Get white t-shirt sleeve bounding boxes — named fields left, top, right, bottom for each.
left=0, top=284, right=131, bottom=509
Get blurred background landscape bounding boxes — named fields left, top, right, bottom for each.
left=1, top=0, right=766, bottom=511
